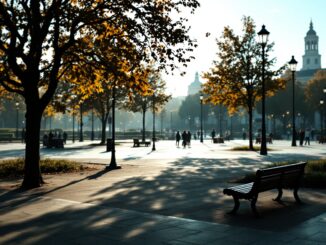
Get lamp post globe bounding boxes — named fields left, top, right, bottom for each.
left=288, top=55, right=298, bottom=147
left=257, top=25, right=269, bottom=155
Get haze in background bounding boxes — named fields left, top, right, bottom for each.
left=164, top=0, right=326, bottom=97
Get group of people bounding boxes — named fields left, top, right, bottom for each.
left=43, top=130, right=67, bottom=148
left=175, top=130, right=192, bottom=148
left=299, top=128, right=311, bottom=146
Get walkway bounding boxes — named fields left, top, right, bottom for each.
left=0, top=139, right=326, bottom=244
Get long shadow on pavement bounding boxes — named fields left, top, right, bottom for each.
left=1, top=155, right=326, bottom=244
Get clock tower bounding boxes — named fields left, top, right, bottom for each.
left=301, top=21, right=321, bottom=71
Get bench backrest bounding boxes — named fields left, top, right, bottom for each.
left=252, top=162, right=307, bottom=193
left=133, top=139, right=139, bottom=143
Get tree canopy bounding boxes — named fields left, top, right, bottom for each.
left=305, top=70, right=326, bottom=111
left=202, top=16, right=285, bottom=149
left=0, top=0, right=200, bottom=189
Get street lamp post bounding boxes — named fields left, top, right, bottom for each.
left=152, top=93, right=156, bottom=151
left=321, top=99, right=324, bottom=142
left=106, top=84, right=121, bottom=170
left=218, top=106, right=222, bottom=137
left=170, top=111, right=173, bottom=131
left=15, top=102, right=19, bottom=139
left=200, top=95, right=203, bottom=143
left=323, top=88, right=326, bottom=137
left=258, top=25, right=269, bottom=155
left=289, top=55, right=298, bottom=147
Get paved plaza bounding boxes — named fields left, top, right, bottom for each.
left=0, top=139, right=326, bottom=244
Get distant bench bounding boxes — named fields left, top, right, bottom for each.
left=133, top=139, right=150, bottom=147
left=223, top=162, right=307, bottom=216
left=213, top=137, right=224, bottom=143
left=317, top=136, right=326, bottom=144
left=0, top=133, right=14, bottom=142
left=43, top=138, right=64, bottom=148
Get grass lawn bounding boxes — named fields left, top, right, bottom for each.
left=0, top=158, right=99, bottom=178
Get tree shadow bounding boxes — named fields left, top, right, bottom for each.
left=1, top=154, right=326, bottom=244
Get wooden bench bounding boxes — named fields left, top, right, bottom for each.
left=223, top=162, right=307, bottom=216
left=213, top=137, right=224, bottom=143
left=133, top=139, right=150, bottom=147
left=44, top=138, right=64, bottom=148
left=0, top=133, right=14, bottom=142
left=318, top=136, right=326, bottom=144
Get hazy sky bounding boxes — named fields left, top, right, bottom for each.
left=165, top=0, right=326, bottom=97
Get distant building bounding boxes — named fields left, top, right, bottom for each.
left=187, top=72, right=202, bottom=95
left=297, top=21, right=325, bottom=83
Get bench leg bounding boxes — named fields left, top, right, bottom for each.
left=251, top=196, right=259, bottom=217
left=228, top=195, right=240, bottom=214
left=293, top=188, right=302, bottom=203
left=273, top=188, right=283, bottom=203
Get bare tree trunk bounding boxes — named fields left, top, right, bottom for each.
left=100, top=115, right=107, bottom=145
left=248, top=106, right=254, bottom=150
left=142, top=109, right=146, bottom=142
left=247, top=92, right=254, bottom=150
left=22, top=101, right=44, bottom=189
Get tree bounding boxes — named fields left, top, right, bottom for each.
left=0, top=1, right=199, bottom=189
left=264, top=70, right=311, bottom=135
left=86, top=85, right=129, bottom=144
left=123, top=71, right=171, bottom=142
left=178, top=93, right=210, bottom=131
left=305, top=70, right=326, bottom=128
left=202, top=16, right=285, bottom=149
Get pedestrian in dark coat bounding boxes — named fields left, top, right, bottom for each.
left=181, top=131, right=187, bottom=148
left=175, top=131, right=181, bottom=147
left=299, top=129, right=305, bottom=146
left=187, top=131, right=192, bottom=147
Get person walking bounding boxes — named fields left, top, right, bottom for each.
left=175, top=131, right=181, bottom=147
left=181, top=131, right=187, bottom=148
left=304, top=128, right=311, bottom=145
left=211, top=129, right=216, bottom=142
left=63, top=131, right=68, bottom=144
left=186, top=131, right=192, bottom=147
left=299, top=129, right=305, bottom=146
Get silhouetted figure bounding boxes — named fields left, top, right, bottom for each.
left=21, top=128, right=26, bottom=143
left=305, top=128, right=311, bottom=145
left=43, top=133, right=48, bottom=147
left=181, top=131, right=187, bottom=148
left=48, top=131, right=54, bottom=147
left=269, top=133, right=273, bottom=144
left=311, top=128, right=315, bottom=140
left=197, top=131, right=200, bottom=140
left=242, top=131, right=246, bottom=140
left=175, top=131, right=181, bottom=147
left=299, top=129, right=305, bottom=146
left=63, top=132, right=68, bottom=144
left=186, top=131, right=192, bottom=147
left=211, top=129, right=216, bottom=142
